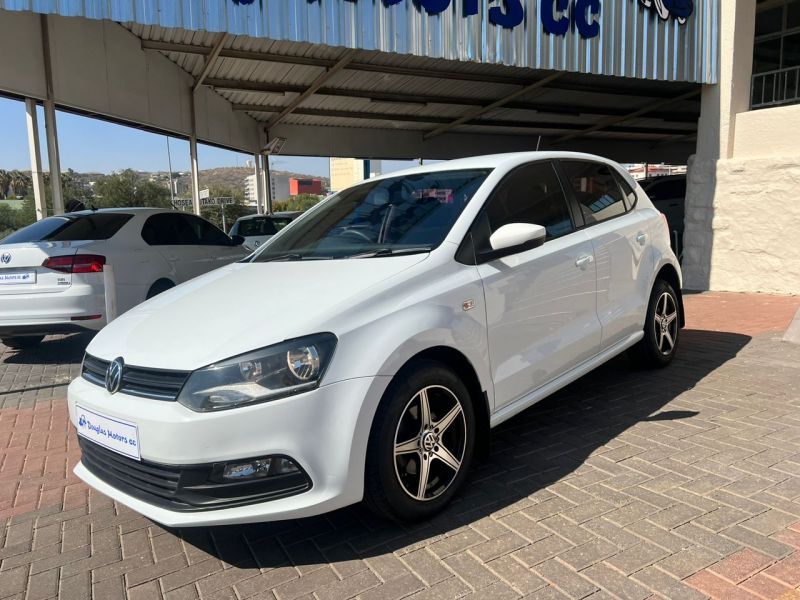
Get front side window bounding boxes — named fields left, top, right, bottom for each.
left=561, top=161, right=628, bottom=225
left=251, top=169, right=491, bottom=261
left=182, top=215, right=231, bottom=246
left=1, top=213, right=132, bottom=244
left=466, top=161, right=574, bottom=259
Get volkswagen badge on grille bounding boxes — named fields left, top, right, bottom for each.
left=105, top=357, right=124, bottom=394
left=0, top=252, right=11, bottom=264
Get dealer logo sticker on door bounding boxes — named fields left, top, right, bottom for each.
left=75, top=406, right=141, bottom=460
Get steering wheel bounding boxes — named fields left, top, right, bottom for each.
left=338, top=228, right=374, bottom=244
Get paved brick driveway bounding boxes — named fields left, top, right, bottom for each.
left=1, top=292, right=800, bottom=600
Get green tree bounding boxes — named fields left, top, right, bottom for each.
left=0, top=170, right=10, bottom=200
left=272, top=193, right=322, bottom=213
left=92, top=169, right=170, bottom=208
left=9, top=171, right=31, bottom=198
left=199, top=186, right=254, bottom=233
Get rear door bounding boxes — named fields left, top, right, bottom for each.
left=140, top=213, right=213, bottom=282
left=558, top=160, right=654, bottom=350
left=472, top=160, right=601, bottom=410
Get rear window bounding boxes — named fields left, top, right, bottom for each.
left=236, top=217, right=293, bottom=237
left=0, top=213, right=133, bottom=244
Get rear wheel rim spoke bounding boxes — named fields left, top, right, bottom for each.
left=654, top=291, right=678, bottom=356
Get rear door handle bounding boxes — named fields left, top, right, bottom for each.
left=636, top=232, right=648, bottom=246
left=575, top=254, right=594, bottom=270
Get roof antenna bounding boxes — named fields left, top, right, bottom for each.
left=536, top=135, right=542, bottom=151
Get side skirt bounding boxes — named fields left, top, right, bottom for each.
left=489, top=331, right=645, bottom=428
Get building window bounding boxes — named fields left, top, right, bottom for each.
left=752, top=0, right=800, bottom=109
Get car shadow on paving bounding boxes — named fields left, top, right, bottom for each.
left=164, top=328, right=752, bottom=569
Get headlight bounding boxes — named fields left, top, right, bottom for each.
left=177, top=333, right=337, bottom=412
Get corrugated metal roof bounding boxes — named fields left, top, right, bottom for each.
left=1, top=0, right=717, bottom=83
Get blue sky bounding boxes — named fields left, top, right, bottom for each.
left=0, top=96, right=418, bottom=177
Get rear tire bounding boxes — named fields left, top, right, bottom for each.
left=364, top=360, right=476, bottom=523
left=146, top=279, right=175, bottom=300
left=1, top=336, right=44, bottom=350
left=628, top=279, right=680, bottom=368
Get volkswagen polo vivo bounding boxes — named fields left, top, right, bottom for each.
left=67, top=152, right=684, bottom=525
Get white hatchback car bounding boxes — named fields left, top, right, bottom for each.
left=229, top=212, right=302, bottom=251
left=0, top=208, right=247, bottom=348
left=67, top=153, right=683, bottom=525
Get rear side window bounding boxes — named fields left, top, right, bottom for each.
left=142, top=213, right=199, bottom=245
left=561, top=161, right=628, bottom=225
left=1, top=213, right=132, bottom=244
left=643, top=178, right=686, bottom=202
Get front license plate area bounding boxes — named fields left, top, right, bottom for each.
left=75, top=405, right=141, bottom=460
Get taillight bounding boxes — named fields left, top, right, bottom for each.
left=42, top=254, right=105, bottom=274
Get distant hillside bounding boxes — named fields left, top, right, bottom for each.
left=188, top=167, right=329, bottom=193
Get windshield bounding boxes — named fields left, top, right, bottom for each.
left=251, top=169, right=491, bottom=261
left=1, top=213, right=133, bottom=244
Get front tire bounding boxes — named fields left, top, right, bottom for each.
left=628, top=279, right=680, bottom=368
left=2, top=335, right=45, bottom=350
left=364, top=360, right=476, bottom=522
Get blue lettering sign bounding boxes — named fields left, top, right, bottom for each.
left=541, top=0, right=570, bottom=36
left=285, top=1, right=692, bottom=37
left=488, top=0, right=524, bottom=29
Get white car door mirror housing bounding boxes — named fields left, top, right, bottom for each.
left=489, top=223, right=547, bottom=253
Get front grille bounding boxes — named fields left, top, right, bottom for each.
left=82, top=354, right=190, bottom=401
left=79, top=436, right=182, bottom=505
left=78, top=437, right=312, bottom=512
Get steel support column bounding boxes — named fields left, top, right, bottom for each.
left=25, top=98, right=46, bottom=221
left=254, top=152, right=265, bottom=214
left=263, top=155, right=272, bottom=214
left=40, top=15, right=63, bottom=215
left=189, top=95, right=201, bottom=216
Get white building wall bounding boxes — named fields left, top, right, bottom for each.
left=270, top=174, right=290, bottom=202
left=683, top=0, right=800, bottom=295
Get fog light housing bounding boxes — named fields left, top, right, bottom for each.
left=218, top=456, right=300, bottom=482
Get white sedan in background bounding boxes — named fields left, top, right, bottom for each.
left=0, top=208, right=247, bottom=349
left=229, top=211, right=302, bottom=251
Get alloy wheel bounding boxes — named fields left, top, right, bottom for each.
left=393, top=385, right=467, bottom=502
left=654, top=291, right=679, bottom=355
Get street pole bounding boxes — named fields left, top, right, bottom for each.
left=166, top=137, right=175, bottom=207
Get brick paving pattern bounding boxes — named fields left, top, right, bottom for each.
left=1, top=292, right=799, bottom=599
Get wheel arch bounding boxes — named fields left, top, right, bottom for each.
left=392, top=346, right=491, bottom=458
left=655, top=263, right=685, bottom=328
left=146, top=277, right=176, bottom=300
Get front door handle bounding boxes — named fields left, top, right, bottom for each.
left=575, top=254, right=594, bottom=270
left=636, top=232, right=648, bottom=246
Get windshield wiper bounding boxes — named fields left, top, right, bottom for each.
left=351, top=247, right=432, bottom=259
left=259, top=253, right=335, bottom=262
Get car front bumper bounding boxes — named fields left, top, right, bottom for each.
left=67, top=374, right=390, bottom=526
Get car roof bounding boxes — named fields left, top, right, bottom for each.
left=364, top=151, right=635, bottom=185
left=61, top=207, right=172, bottom=217
left=235, top=211, right=301, bottom=222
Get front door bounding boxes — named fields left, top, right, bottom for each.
left=472, top=161, right=601, bottom=411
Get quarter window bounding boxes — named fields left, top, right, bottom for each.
left=561, top=161, right=628, bottom=225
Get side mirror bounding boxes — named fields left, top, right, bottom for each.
left=489, top=223, right=547, bottom=253
left=231, top=234, right=246, bottom=246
